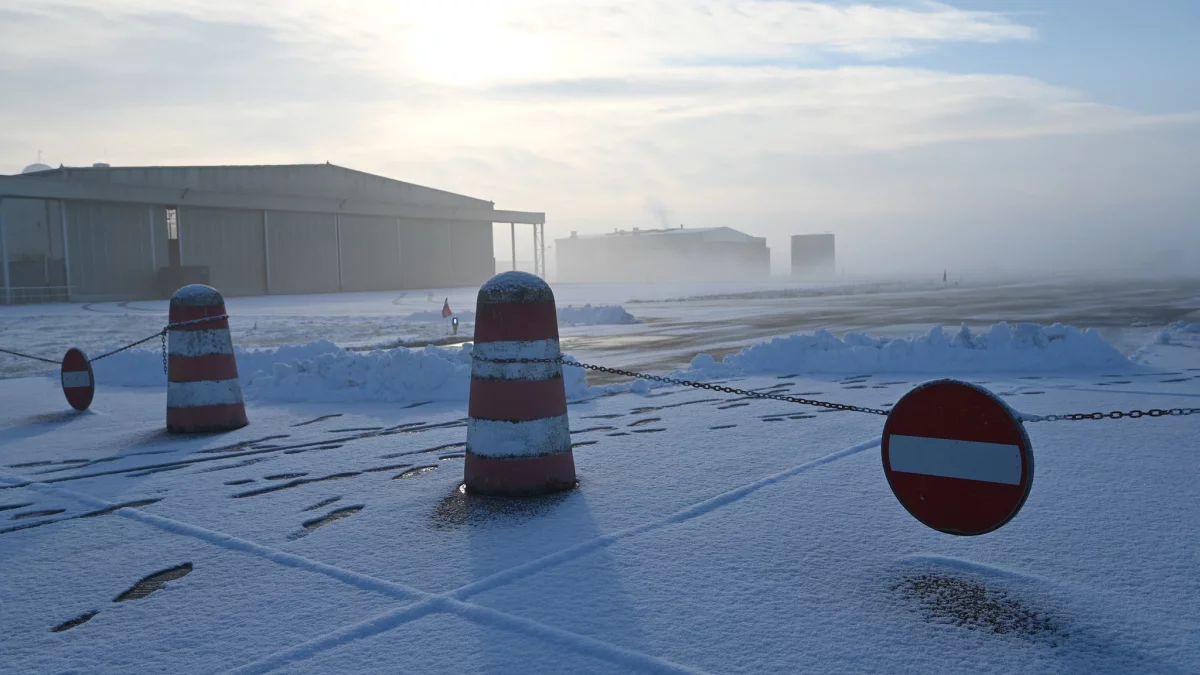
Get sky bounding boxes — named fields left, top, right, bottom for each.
left=1, top=0, right=1198, bottom=277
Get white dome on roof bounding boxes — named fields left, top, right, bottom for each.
left=21, top=163, right=53, bottom=174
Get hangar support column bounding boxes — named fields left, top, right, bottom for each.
left=0, top=198, right=10, bottom=304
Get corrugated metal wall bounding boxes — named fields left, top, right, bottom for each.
left=446, top=221, right=495, bottom=288
left=338, top=215, right=402, bottom=292
left=65, top=201, right=157, bottom=298
left=179, top=207, right=266, bottom=297
left=267, top=211, right=339, bottom=295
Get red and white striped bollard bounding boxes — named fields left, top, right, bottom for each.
left=166, top=284, right=248, bottom=433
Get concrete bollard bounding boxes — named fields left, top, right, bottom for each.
left=465, top=271, right=576, bottom=496
left=166, top=284, right=248, bottom=433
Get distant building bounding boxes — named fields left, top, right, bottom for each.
left=554, top=226, right=769, bottom=284
left=0, top=163, right=544, bottom=303
left=791, top=234, right=835, bottom=279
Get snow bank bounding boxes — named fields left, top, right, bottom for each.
left=557, top=304, right=637, bottom=326
left=1172, top=321, right=1200, bottom=333
left=685, top=322, right=1132, bottom=377
left=88, top=340, right=593, bottom=404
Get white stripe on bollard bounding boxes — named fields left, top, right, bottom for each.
left=167, top=329, right=235, bottom=357
left=466, top=415, right=571, bottom=458
left=166, top=379, right=245, bottom=408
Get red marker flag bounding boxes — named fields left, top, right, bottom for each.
left=442, top=298, right=453, bottom=318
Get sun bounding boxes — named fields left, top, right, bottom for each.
left=402, top=0, right=549, bottom=85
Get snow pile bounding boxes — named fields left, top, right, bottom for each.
left=557, top=304, right=637, bottom=326
left=685, top=322, right=1132, bottom=377
left=88, top=340, right=593, bottom=404
left=1172, top=321, right=1200, bottom=333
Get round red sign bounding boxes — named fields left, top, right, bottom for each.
left=61, top=347, right=95, bottom=411
left=881, top=379, right=1034, bottom=536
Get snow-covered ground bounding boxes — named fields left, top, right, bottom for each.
left=1, top=276, right=1199, bottom=673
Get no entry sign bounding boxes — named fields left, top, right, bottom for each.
left=61, top=347, right=95, bottom=411
left=881, top=379, right=1034, bottom=536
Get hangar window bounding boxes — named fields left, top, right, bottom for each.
left=166, top=207, right=179, bottom=240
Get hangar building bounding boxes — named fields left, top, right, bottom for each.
left=553, top=227, right=770, bottom=284
left=0, top=163, right=544, bottom=303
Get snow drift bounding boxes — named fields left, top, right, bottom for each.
left=685, top=322, right=1132, bottom=377
left=89, top=340, right=592, bottom=404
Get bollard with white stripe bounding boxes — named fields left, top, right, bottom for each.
left=465, top=271, right=575, bottom=497
left=166, top=284, right=248, bottom=434
left=61, top=347, right=95, bottom=411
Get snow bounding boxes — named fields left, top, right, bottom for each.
left=685, top=322, right=1133, bottom=377
left=169, top=284, right=224, bottom=305
left=557, top=305, right=637, bottom=326
left=1, top=276, right=1199, bottom=674
left=479, top=271, right=554, bottom=304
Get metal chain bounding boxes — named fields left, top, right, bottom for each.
left=1024, top=408, right=1199, bottom=422
left=475, top=354, right=1200, bottom=422
left=474, top=355, right=891, bottom=416
left=87, top=330, right=168, bottom=363
left=0, top=347, right=62, bottom=365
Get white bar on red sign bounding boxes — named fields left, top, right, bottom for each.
left=62, top=371, right=92, bottom=388
left=888, top=435, right=1022, bottom=485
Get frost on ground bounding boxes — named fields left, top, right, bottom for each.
left=0, top=318, right=1198, bottom=673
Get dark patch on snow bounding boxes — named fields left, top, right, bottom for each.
left=198, top=435, right=291, bottom=454
left=114, top=563, right=193, bottom=603
left=0, top=502, right=34, bottom=512
left=717, top=402, right=751, bottom=410
left=328, top=427, right=384, bottom=433
left=8, top=461, right=54, bottom=468
left=302, top=496, right=343, bottom=512
left=794, top=391, right=824, bottom=396
left=404, top=401, right=432, bottom=409
left=1095, top=381, right=1132, bottom=386
left=438, top=453, right=465, bottom=460
left=288, top=506, right=363, bottom=540
left=395, top=466, right=438, bottom=479
left=843, top=385, right=868, bottom=389
left=224, top=479, right=254, bottom=486
left=1019, top=391, right=1045, bottom=395
left=776, top=374, right=801, bottom=379
left=310, top=444, right=344, bottom=451
left=630, top=428, right=667, bottom=433
left=379, top=442, right=465, bottom=460
left=763, top=418, right=784, bottom=422
left=126, top=465, right=186, bottom=478
left=52, top=610, right=99, bottom=633
left=199, top=457, right=271, bottom=472
left=430, top=483, right=575, bottom=529
left=583, top=413, right=625, bottom=419
left=265, top=472, right=308, bottom=481
left=628, top=417, right=661, bottom=427
left=290, top=413, right=343, bottom=427
left=11, top=508, right=65, bottom=520
left=570, top=426, right=617, bottom=434
left=1017, top=376, right=1043, bottom=380
left=78, top=499, right=161, bottom=518
left=709, top=424, right=737, bottom=430
left=363, top=463, right=413, bottom=473
left=231, top=472, right=362, bottom=498
left=607, top=432, right=630, bottom=436
left=1160, top=377, right=1191, bottom=383
left=631, top=398, right=721, bottom=415
left=894, top=574, right=1064, bottom=642
left=570, top=441, right=598, bottom=449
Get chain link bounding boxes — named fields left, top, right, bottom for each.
left=88, top=329, right=168, bottom=364
left=0, top=347, right=62, bottom=365
left=475, top=355, right=891, bottom=416
left=475, top=354, right=1200, bottom=422
left=1025, top=408, right=1199, bottom=423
